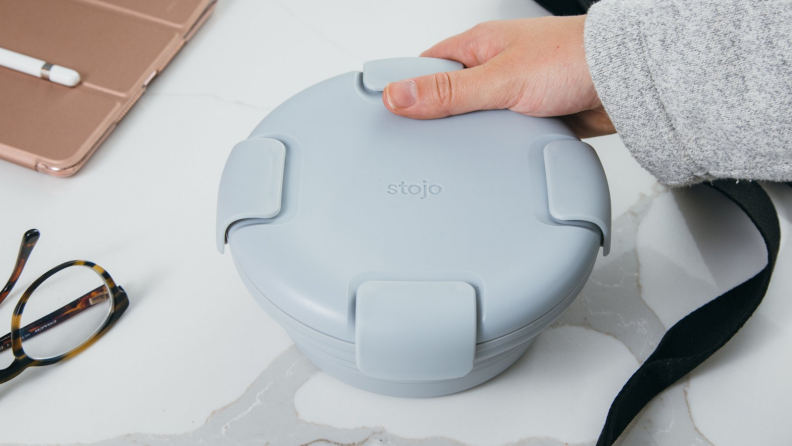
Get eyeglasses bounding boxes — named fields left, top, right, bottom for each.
left=0, top=229, right=128, bottom=384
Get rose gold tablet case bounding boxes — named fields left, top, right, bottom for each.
left=0, top=0, right=216, bottom=176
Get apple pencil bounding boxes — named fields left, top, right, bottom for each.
left=0, top=47, right=81, bottom=87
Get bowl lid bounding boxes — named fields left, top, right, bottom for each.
left=217, top=58, right=610, bottom=346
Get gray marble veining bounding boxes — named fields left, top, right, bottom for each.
left=44, top=191, right=715, bottom=446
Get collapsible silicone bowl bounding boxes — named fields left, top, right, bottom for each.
left=217, top=58, right=611, bottom=398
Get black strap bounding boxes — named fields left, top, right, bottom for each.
left=596, top=180, right=784, bottom=445
left=533, top=2, right=788, bottom=442
left=533, top=0, right=597, bottom=16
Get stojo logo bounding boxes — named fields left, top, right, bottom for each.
left=387, top=181, right=443, bottom=199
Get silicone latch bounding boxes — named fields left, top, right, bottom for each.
left=362, top=57, right=464, bottom=92
left=355, top=281, right=477, bottom=381
left=543, top=140, right=612, bottom=256
left=216, top=138, right=286, bottom=253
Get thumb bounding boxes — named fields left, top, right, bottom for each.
left=382, top=65, right=510, bottom=119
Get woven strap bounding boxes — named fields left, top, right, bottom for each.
left=597, top=180, right=784, bottom=445
left=527, top=0, right=787, bottom=439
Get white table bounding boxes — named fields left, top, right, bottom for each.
left=1, top=1, right=790, bottom=445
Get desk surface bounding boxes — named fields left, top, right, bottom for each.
left=0, top=1, right=790, bottom=445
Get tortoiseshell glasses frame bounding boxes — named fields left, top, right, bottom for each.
left=0, top=229, right=128, bottom=384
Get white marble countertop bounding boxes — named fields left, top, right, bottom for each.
left=0, top=1, right=790, bottom=445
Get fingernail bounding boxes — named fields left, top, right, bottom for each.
left=386, top=80, right=417, bottom=109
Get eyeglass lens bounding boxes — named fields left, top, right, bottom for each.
left=18, top=265, right=112, bottom=360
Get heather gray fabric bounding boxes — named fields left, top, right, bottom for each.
left=584, top=0, right=792, bottom=186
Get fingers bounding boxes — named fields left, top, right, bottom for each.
left=383, top=63, right=513, bottom=119
left=384, top=21, right=515, bottom=119
left=421, top=21, right=511, bottom=68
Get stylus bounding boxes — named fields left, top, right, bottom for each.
left=0, top=47, right=81, bottom=87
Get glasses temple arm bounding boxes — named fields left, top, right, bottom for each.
left=0, top=229, right=40, bottom=307
left=0, top=285, right=109, bottom=354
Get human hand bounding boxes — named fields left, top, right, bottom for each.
left=382, top=16, right=615, bottom=138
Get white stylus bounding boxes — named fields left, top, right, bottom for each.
left=0, top=47, right=81, bottom=87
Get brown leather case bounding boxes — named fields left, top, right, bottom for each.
left=0, top=0, right=216, bottom=176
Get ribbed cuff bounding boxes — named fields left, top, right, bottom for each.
left=584, top=0, right=706, bottom=186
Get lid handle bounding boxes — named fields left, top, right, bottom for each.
left=355, top=281, right=477, bottom=382
left=362, top=57, right=464, bottom=92
left=216, top=138, right=286, bottom=253
left=543, top=139, right=612, bottom=255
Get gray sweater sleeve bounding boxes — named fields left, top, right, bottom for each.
left=584, top=0, right=792, bottom=186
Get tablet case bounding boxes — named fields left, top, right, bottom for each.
left=0, top=0, right=216, bottom=176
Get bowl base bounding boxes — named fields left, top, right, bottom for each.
left=295, top=337, right=535, bottom=398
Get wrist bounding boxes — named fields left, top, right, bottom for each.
left=570, top=14, right=602, bottom=111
